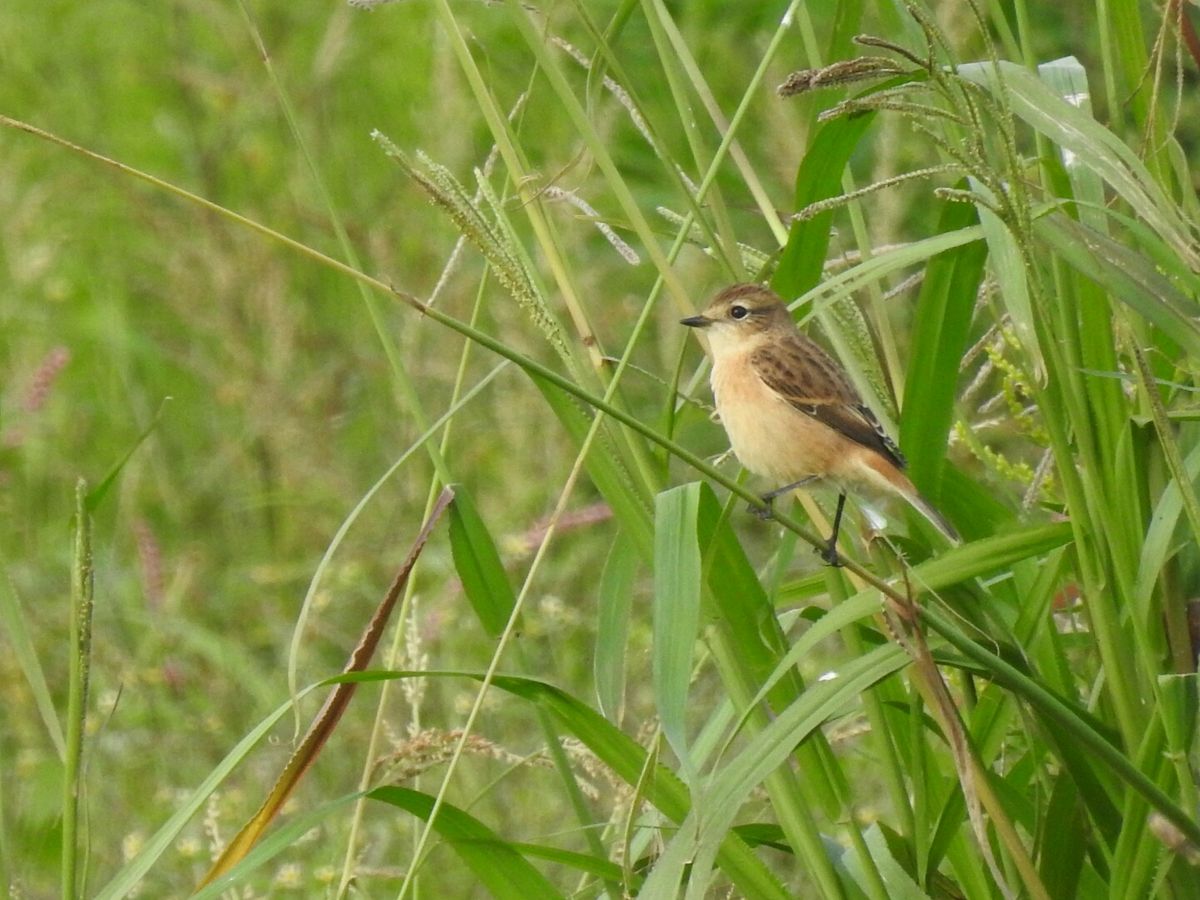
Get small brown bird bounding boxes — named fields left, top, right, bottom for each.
left=682, top=283, right=959, bottom=564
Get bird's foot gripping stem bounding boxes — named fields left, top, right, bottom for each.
left=817, top=538, right=842, bottom=568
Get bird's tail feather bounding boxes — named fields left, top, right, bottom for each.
left=857, top=452, right=960, bottom=544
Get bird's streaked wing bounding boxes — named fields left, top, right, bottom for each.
left=751, top=334, right=906, bottom=469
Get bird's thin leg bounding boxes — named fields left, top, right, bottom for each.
left=751, top=476, right=818, bottom=519
left=818, top=492, right=847, bottom=566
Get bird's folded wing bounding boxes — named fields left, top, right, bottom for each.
left=751, top=340, right=906, bottom=469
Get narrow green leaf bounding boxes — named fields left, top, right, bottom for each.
left=905, top=520, right=1073, bottom=592
left=730, top=822, right=791, bottom=853
left=777, top=521, right=1071, bottom=606
left=687, top=482, right=849, bottom=897
left=732, top=592, right=882, bottom=742
left=969, top=176, right=1042, bottom=376
left=900, top=193, right=986, bottom=496
left=448, top=486, right=517, bottom=637
left=85, top=398, right=169, bottom=512
left=826, top=0, right=867, bottom=63
left=1133, top=402, right=1200, bottom=666
left=486, top=673, right=688, bottom=811
left=933, top=465, right=1015, bottom=539
left=773, top=111, right=878, bottom=299
left=369, top=786, right=565, bottom=900
left=0, top=564, right=65, bottom=758
left=796, top=227, right=985, bottom=321
left=510, top=841, right=633, bottom=887
left=924, top=787, right=968, bottom=887
left=690, top=482, right=847, bottom=816
left=1102, top=208, right=1200, bottom=294
left=691, top=485, right=802, bottom=707
left=594, top=530, right=638, bottom=721
left=1037, top=775, right=1086, bottom=898
left=653, top=484, right=703, bottom=773
left=844, top=824, right=931, bottom=900
left=1035, top=58, right=1106, bottom=232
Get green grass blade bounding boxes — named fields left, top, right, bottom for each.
left=369, top=786, right=565, bottom=899
left=594, top=530, right=638, bottom=721
left=702, top=644, right=909, bottom=838
left=1136, top=443, right=1200, bottom=621
left=969, top=176, right=1042, bottom=376
left=844, top=824, right=931, bottom=900
left=935, top=466, right=1016, bottom=539
left=689, top=483, right=849, bottom=897
left=777, top=518, right=1067, bottom=613
left=900, top=195, right=986, bottom=496
left=83, top=398, right=167, bottom=513
left=694, top=485, right=806, bottom=708
left=901, top=520, right=1073, bottom=594
left=509, top=840, right=632, bottom=887
left=1035, top=57, right=1107, bottom=231
left=772, top=109, right=876, bottom=298
left=731, top=591, right=882, bottom=739
left=1036, top=774, right=1087, bottom=898
left=448, top=486, right=518, bottom=638
left=653, top=484, right=703, bottom=775
left=922, top=608, right=1200, bottom=848
left=796, top=226, right=985, bottom=321
left=0, top=563, right=66, bottom=759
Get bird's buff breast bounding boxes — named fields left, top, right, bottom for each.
left=710, top=353, right=834, bottom=483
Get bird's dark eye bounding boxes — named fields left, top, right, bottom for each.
left=730, top=305, right=749, bottom=320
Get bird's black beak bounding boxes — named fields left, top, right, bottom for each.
left=680, top=314, right=712, bottom=328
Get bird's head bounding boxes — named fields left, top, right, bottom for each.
left=680, top=283, right=794, bottom=351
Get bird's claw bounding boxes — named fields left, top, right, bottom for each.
left=816, top=541, right=843, bottom=567
left=750, top=495, right=776, bottom=520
